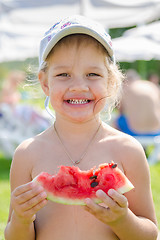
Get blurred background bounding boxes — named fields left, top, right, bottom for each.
left=0, top=0, right=160, bottom=77
left=0, top=0, right=160, bottom=238
left=1, top=0, right=160, bottom=158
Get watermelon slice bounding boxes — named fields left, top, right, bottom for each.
left=33, top=162, right=134, bottom=205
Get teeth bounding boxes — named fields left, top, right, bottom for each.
left=68, top=99, right=89, bottom=104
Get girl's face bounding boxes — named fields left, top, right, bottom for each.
left=40, top=37, right=109, bottom=123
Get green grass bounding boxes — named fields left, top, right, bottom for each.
left=0, top=157, right=159, bottom=239
left=0, top=157, right=11, bottom=240
left=0, top=181, right=10, bottom=240
left=150, top=162, right=160, bottom=228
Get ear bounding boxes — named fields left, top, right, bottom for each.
left=38, top=70, right=49, bottom=96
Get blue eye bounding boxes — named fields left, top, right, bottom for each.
left=57, top=73, right=69, bottom=77
left=88, top=73, right=100, bottom=77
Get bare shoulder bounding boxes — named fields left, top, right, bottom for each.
left=115, top=130, right=149, bottom=176
left=103, top=123, right=148, bottom=171
left=13, top=134, right=44, bottom=166
left=13, top=127, right=53, bottom=161
left=10, top=129, right=52, bottom=188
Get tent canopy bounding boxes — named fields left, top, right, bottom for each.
left=0, top=0, right=160, bottom=62
left=113, top=20, right=160, bottom=62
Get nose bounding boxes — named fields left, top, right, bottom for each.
left=69, top=77, right=89, bottom=92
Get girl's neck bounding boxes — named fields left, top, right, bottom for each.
left=54, top=117, right=102, bottom=139
left=53, top=117, right=102, bottom=166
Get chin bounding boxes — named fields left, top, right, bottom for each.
left=66, top=114, right=98, bottom=124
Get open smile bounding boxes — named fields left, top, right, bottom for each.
left=66, top=99, right=91, bottom=104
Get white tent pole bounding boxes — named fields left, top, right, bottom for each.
left=79, top=0, right=85, bottom=15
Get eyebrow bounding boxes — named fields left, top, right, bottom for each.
left=51, top=65, right=70, bottom=70
left=88, top=66, right=105, bottom=71
left=52, top=65, right=104, bottom=71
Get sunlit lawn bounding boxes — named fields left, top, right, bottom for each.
left=0, top=156, right=11, bottom=240
left=150, top=162, right=160, bottom=229
left=0, top=156, right=160, bottom=239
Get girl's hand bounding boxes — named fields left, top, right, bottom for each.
left=84, top=189, right=128, bottom=226
left=11, top=181, right=48, bottom=224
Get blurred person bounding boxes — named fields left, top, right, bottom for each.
left=0, top=70, right=51, bottom=158
left=117, top=69, right=140, bottom=116
left=148, top=73, right=160, bottom=86
left=0, top=70, right=26, bottom=106
left=124, top=69, right=140, bottom=83
left=0, top=70, right=50, bottom=129
left=114, top=70, right=160, bottom=136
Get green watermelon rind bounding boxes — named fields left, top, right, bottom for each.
left=116, top=178, right=134, bottom=195
left=47, top=192, right=101, bottom=205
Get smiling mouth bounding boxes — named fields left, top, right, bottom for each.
left=66, top=99, right=91, bottom=104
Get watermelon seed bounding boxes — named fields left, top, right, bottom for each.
left=111, top=163, right=117, bottom=168
left=89, top=175, right=97, bottom=180
left=91, top=181, right=99, bottom=188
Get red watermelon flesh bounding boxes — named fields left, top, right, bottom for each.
left=33, top=162, right=134, bottom=205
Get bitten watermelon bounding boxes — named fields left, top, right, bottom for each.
left=33, top=162, right=134, bottom=205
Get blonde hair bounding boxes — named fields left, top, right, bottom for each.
left=40, top=34, right=124, bottom=119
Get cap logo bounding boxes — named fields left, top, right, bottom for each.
left=109, top=41, right=112, bottom=47
left=45, top=22, right=60, bottom=36
left=48, top=35, right=51, bottom=42
left=61, top=21, right=72, bottom=29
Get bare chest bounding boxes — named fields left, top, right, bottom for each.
left=31, top=139, right=124, bottom=180
left=35, top=202, right=119, bottom=240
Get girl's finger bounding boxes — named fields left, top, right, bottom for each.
left=96, top=190, right=119, bottom=211
left=108, top=189, right=128, bottom=208
left=14, top=182, right=36, bottom=197
left=19, top=191, right=47, bottom=212
left=84, top=198, right=104, bottom=214
left=15, top=185, right=45, bottom=205
left=17, top=198, right=48, bottom=223
left=23, top=198, right=48, bottom=218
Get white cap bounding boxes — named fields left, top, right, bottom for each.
left=39, top=15, right=115, bottom=69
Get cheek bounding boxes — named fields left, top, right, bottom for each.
left=48, top=81, right=58, bottom=97
left=94, top=97, right=107, bottom=113
left=93, top=87, right=108, bottom=113
left=95, top=81, right=108, bottom=99
left=49, top=85, right=65, bottom=108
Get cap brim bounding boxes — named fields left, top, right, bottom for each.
left=42, top=25, right=114, bottom=62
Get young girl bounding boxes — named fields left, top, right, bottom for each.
left=5, top=15, right=158, bottom=240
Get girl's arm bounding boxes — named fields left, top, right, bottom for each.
left=4, top=140, right=48, bottom=240
left=5, top=207, right=35, bottom=240
left=85, top=136, right=158, bottom=240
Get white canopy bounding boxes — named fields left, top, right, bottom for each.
left=0, top=0, right=160, bottom=62
left=83, top=0, right=160, bottom=28
left=113, top=21, right=160, bottom=62
left=1, top=0, right=160, bottom=28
